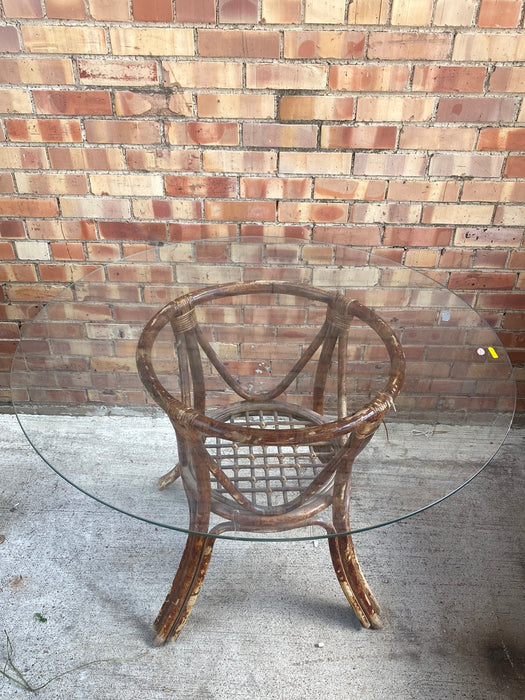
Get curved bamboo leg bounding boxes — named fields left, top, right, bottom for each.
left=153, top=533, right=216, bottom=645
left=328, top=533, right=381, bottom=629
left=329, top=433, right=382, bottom=629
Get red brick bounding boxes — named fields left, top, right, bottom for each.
left=176, top=0, right=216, bottom=22
left=8, top=283, right=70, bottom=303
left=169, top=223, right=237, bottom=241
left=85, top=120, right=161, bottom=144
left=49, top=242, right=85, bottom=260
left=166, top=176, right=237, bottom=198
left=391, top=0, right=433, bottom=25
left=15, top=172, right=88, bottom=195
left=246, top=64, right=328, bottom=90
left=477, top=128, right=525, bottom=151
left=433, top=1, right=477, bottom=26
left=166, top=121, right=239, bottom=146
left=199, top=30, right=280, bottom=58
left=163, top=61, right=242, bottom=89
left=357, top=96, right=434, bottom=122
left=279, top=202, right=348, bottom=223
left=0, top=58, right=74, bottom=85
left=0, top=88, right=32, bottom=113
left=387, top=181, right=460, bottom=202
left=280, top=152, right=351, bottom=175
left=205, top=200, right=276, bottom=222
left=284, top=31, right=365, bottom=59
left=49, top=146, right=125, bottom=171
left=478, top=0, right=522, bottom=28
left=404, top=249, right=440, bottom=268
left=240, top=224, right=309, bottom=240
left=0, top=264, right=38, bottom=282
left=413, top=66, right=486, bottom=93
left=462, top=181, right=525, bottom=202
left=509, top=251, right=525, bottom=275
left=22, top=25, right=106, bottom=54
left=60, top=197, right=130, bottom=219
left=244, top=123, right=317, bottom=149
left=279, top=95, right=354, bottom=121
left=437, top=97, right=518, bottom=123
left=126, top=148, right=200, bottom=172
left=347, top=0, right=387, bottom=23
left=203, top=150, right=277, bottom=174
left=368, top=32, right=452, bottom=60
left=0, top=174, right=15, bottom=193
left=38, top=264, right=103, bottom=283
left=0, top=26, right=20, bottom=52
left=198, top=93, right=274, bottom=119
left=0, top=242, right=15, bottom=259
left=453, top=33, right=525, bottom=62
left=0, top=146, right=47, bottom=169
left=0, top=198, right=58, bottom=217
left=3, top=0, right=43, bottom=17
left=399, top=126, right=477, bottom=151
left=321, top=125, right=397, bottom=150
left=5, top=118, right=82, bottom=142
left=26, top=220, right=97, bottom=240
left=98, top=222, right=168, bottom=241
left=132, top=199, right=202, bottom=220
left=474, top=250, right=509, bottom=268
left=449, top=272, right=516, bottom=290
left=241, top=177, right=311, bottom=199
left=90, top=173, right=163, bottom=197
left=305, top=0, right=347, bottom=23
left=243, top=308, right=306, bottom=329
left=219, top=0, right=258, bottom=23
left=89, top=0, right=131, bottom=20
left=194, top=242, right=229, bottom=263
left=314, top=178, right=386, bottom=201
left=455, top=227, right=522, bottom=247
left=439, top=249, right=473, bottom=269
left=132, top=0, right=173, bottom=21
left=78, top=59, right=158, bottom=86
left=494, top=205, right=525, bottom=226
left=330, top=65, right=410, bottom=91
left=502, top=311, right=525, bottom=329
left=350, top=203, right=421, bottom=224
left=384, top=226, right=452, bottom=247
left=476, top=293, right=525, bottom=310
left=45, top=0, right=86, bottom=18
left=354, top=153, right=427, bottom=177
left=0, top=322, right=20, bottom=339
left=261, top=0, right=302, bottom=23
left=86, top=243, right=121, bottom=261
left=423, top=204, right=494, bottom=225
left=111, top=27, right=194, bottom=56
left=489, top=67, right=525, bottom=92
left=114, top=90, right=192, bottom=117
left=121, top=244, right=156, bottom=259
left=33, top=90, right=112, bottom=116
left=430, top=153, right=504, bottom=178
left=505, top=156, right=525, bottom=177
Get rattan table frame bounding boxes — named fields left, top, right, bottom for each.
left=136, top=280, right=405, bottom=645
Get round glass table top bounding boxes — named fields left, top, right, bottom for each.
left=11, top=238, right=515, bottom=541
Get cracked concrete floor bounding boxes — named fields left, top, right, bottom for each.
left=1, top=415, right=524, bottom=699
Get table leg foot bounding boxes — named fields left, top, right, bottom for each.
left=328, top=535, right=382, bottom=629
left=153, top=533, right=215, bottom=645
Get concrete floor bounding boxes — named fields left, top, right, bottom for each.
left=1, top=414, right=524, bottom=699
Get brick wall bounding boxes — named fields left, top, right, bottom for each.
left=0, top=0, right=524, bottom=414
